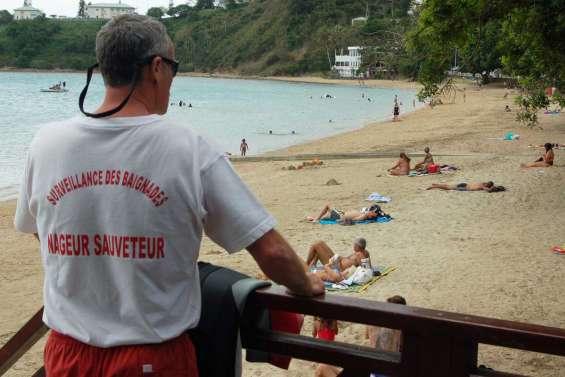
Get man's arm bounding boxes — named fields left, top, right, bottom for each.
left=247, top=229, right=325, bottom=297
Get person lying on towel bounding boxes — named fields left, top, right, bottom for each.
left=307, top=203, right=384, bottom=223
left=426, top=181, right=505, bottom=192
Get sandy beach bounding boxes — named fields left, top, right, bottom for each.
left=1, top=81, right=564, bottom=376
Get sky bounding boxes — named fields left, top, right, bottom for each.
left=1, top=0, right=188, bottom=17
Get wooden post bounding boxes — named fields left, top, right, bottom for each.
left=400, top=334, right=477, bottom=377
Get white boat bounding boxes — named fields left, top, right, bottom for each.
left=40, top=88, right=69, bottom=93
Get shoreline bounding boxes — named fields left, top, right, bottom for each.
left=0, top=67, right=420, bottom=89
left=0, top=72, right=422, bottom=202
left=0, top=102, right=426, bottom=203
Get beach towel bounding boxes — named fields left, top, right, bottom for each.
left=325, top=266, right=395, bottom=293
left=319, top=216, right=392, bottom=225
left=551, top=246, right=565, bottom=255
left=440, top=165, right=458, bottom=172
left=366, top=192, right=392, bottom=203
left=408, top=170, right=441, bottom=177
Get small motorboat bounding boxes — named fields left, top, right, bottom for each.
left=40, top=88, right=69, bottom=93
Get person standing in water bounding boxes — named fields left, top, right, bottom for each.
left=393, top=96, right=400, bottom=122
left=240, top=138, right=249, bottom=157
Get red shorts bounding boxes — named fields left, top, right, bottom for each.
left=45, top=330, right=198, bottom=377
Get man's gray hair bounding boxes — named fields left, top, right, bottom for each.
left=95, top=14, right=172, bottom=87
left=354, top=238, right=367, bottom=249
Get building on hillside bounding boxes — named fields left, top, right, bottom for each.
left=351, top=16, right=368, bottom=26
left=85, top=1, right=135, bottom=19
left=13, top=0, right=44, bottom=20
left=333, top=47, right=367, bottom=78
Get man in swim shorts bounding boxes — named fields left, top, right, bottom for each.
left=305, top=238, right=371, bottom=271
left=426, top=181, right=497, bottom=191
left=307, top=203, right=381, bottom=223
left=14, top=15, right=324, bottom=376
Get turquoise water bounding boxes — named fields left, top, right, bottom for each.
left=0, top=72, right=420, bottom=200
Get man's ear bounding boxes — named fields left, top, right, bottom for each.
left=149, top=56, right=163, bottom=82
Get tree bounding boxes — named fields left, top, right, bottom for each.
left=221, top=0, right=247, bottom=10
left=408, top=0, right=565, bottom=126
left=195, top=0, right=215, bottom=10
left=147, top=7, right=164, bottom=18
left=167, top=4, right=192, bottom=17
left=77, top=0, right=86, bottom=18
left=0, top=10, right=13, bottom=25
left=458, top=19, right=502, bottom=83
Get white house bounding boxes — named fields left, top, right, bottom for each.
left=13, top=0, right=44, bottom=20
left=333, top=47, right=365, bottom=78
left=86, top=1, right=135, bottom=19
left=351, top=16, right=368, bottom=26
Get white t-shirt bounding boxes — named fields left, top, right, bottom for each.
left=14, top=114, right=276, bottom=347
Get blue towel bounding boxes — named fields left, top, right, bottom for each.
left=319, top=216, right=392, bottom=225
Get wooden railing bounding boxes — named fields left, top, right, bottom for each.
left=2, top=286, right=565, bottom=377
left=242, top=287, right=565, bottom=377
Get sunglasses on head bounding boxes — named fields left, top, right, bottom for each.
left=79, top=55, right=180, bottom=118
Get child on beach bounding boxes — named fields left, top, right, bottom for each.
left=312, top=317, right=338, bottom=341
left=366, top=295, right=407, bottom=377
left=313, top=318, right=340, bottom=377
left=240, top=138, right=249, bottom=157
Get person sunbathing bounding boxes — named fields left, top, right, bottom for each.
left=388, top=153, right=411, bottom=176
left=306, top=239, right=371, bottom=271
left=426, top=181, right=505, bottom=192
left=414, top=147, right=434, bottom=171
left=307, top=204, right=381, bottom=223
left=311, top=263, right=346, bottom=283
left=521, top=143, right=554, bottom=168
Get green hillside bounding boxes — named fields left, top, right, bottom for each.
left=0, top=0, right=415, bottom=76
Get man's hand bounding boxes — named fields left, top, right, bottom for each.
left=247, top=229, right=325, bottom=297
left=303, top=272, right=325, bottom=297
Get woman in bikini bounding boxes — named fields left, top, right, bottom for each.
left=521, top=143, right=555, bottom=168
left=414, top=147, right=434, bottom=171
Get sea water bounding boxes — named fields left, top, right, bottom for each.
left=0, top=72, right=420, bottom=200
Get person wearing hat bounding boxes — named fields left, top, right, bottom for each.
left=14, top=14, right=323, bottom=376
left=305, top=238, right=371, bottom=272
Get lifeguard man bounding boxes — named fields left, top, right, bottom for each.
left=15, top=14, right=323, bottom=376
